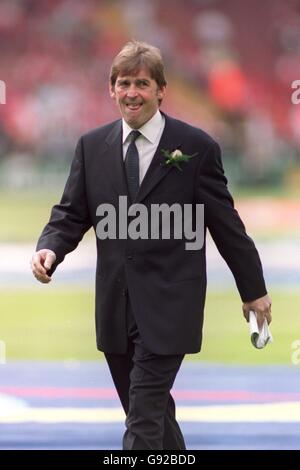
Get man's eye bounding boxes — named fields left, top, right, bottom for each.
left=137, top=81, right=149, bottom=87
left=118, top=81, right=129, bottom=87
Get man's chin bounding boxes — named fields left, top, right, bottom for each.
left=124, top=116, right=144, bottom=129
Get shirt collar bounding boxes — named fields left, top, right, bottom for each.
left=122, top=110, right=164, bottom=144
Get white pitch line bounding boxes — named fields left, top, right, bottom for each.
left=177, top=402, right=300, bottom=422
left=1, top=402, right=300, bottom=424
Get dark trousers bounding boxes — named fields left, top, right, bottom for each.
left=104, top=300, right=186, bottom=450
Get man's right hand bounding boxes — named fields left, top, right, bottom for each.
left=31, top=249, right=56, bottom=284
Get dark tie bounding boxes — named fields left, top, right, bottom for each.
left=125, top=130, right=140, bottom=203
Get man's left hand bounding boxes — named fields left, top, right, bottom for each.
left=243, top=294, right=272, bottom=329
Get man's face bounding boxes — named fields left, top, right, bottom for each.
left=110, top=68, right=166, bottom=129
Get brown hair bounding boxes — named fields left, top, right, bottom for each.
left=110, top=40, right=167, bottom=89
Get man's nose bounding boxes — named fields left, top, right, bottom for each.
left=126, top=84, right=138, bottom=98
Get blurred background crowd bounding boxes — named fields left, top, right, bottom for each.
left=0, top=0, right=299, bottom=189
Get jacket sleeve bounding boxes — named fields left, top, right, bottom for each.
left=195, top=140, right=267, bottom=302
left=36, top=137, right=92, bottom=274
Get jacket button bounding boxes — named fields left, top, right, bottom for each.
left=122, top=289, right=128, bottom=296
left=127, top=255, right=133, bottom=260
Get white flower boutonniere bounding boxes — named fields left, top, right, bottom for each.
left=162, top=149, right=197, bottom=171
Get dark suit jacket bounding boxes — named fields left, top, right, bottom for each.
left=37, top=113, right=267, bottom=355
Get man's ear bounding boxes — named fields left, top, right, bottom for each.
left=109, top=84, right=116, bottom=100
left=157, top=86, right=166, bottom=101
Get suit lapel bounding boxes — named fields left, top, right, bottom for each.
left=136, top=114, right=183, bottom=203
left=104, top=120, right=129, bottom=197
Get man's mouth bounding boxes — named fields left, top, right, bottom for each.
left=126, top=103, right=142, bottom=111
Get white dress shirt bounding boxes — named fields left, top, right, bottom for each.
left=122, top=110, right=165, bottom=184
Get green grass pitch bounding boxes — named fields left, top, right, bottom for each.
left=0, top=287, right=298, bottom=364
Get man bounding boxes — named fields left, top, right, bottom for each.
left=31, top=41, right=272, bottom=450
